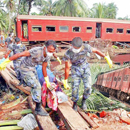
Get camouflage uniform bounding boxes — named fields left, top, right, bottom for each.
left=19, top=47, right=50, bottom=103
left=8, top=43, right=26, bottom=80
left=7, top=43, right=14, bottom=57
left=63, top=44, right=92, bottom=102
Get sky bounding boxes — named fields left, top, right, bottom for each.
left=31, top=0, right=130, bottom=18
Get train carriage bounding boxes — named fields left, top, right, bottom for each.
left=16, top=15, right=130, bottom=43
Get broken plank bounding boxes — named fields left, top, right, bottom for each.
left=28, top=96, right=58, bottom=130
left=6, top=66, right=16, bottom=77
left=0, top=69, right=17, bottom=90
left=10, top=79, right=31, bottom=95
left=68, top=99, right=99, bottom=129
left=4, top=68, right=31, bottom=95
left=57, top=101, right=90, bottom=130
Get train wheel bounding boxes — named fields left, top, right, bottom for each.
left=117, top=91, right=121, bottom=100
left=120, top=92, right=127, bottom=102
left=104, top=87, right=109, bottom=93
left=109, top=89, right=116, bottom=97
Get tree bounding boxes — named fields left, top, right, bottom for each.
left=3, top=0, right=16, bottom=31
left=52, top=0, right=89, bottom=17
left=0, top=10, right=7, bottom=32
left=90, top=2, right=118, bottom=19
left=90, top=3, right=106, bottom=18
left=38, top=0, right=54, bottom=16
left=19, top=0, right=42, bottom=15
left=105, top=3, right=118, bottom=19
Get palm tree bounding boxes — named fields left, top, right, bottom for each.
left=0, top=9, right=7, bottom=32
left=91, top=3, right=106, bottom=18
left=4, top=0, right=16, bottom=31
left=52, top=0, right=89, bottom=17
left=19, top=0, right=42, bottom=15
left=38, top=0, right=54, bottom=16
left=105, top=3, right=118, bottom=19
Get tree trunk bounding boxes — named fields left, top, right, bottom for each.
left=28, top=0, right=32, bottom=15
left=17, top=0, right=21, bottom=16
left=8, top=11, right=11, bottom=32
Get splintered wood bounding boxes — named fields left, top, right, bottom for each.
left=57, top=101, right=90, bottom=130
left=28, top=96, right=58, bottom=130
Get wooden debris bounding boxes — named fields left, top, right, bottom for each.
left=57, top=101, right=90, bottom=130
left=68, top=99, right=99, bottom=129
left=28, top=96, right=58, bottom=130
left=10, top=79, right=31, bottom=95
left=0, top=69, right=17, bottom=91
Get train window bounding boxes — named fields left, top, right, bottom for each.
left=32, top=26, right=42, bottom=32
left=126, top=29, right=130, bottom=34
left=59, top=26, right=68, bottom=32
left=117, top=28, right=123, bottom=33
left=72, top=27, right=81, bottom=32
left=86, top=27, right=92, bottom=33
left=46, top=26, right=55, bottom=32
left=106, top=28, right=113, bottom=33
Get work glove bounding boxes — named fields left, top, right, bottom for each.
left=44, top=76, right=54, bottom=91
left=56, top=57, right=61, bottom=64
left=104, top=52, right=113, bottom=68
left=0, top=58, right=11, bottom=70
left=62, top=79, right=70, bottom=90
left=0, top=58, right=5, bottom=65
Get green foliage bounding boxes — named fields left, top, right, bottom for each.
left=64, top=63, right=129, bottom=112
left=53, top=0, right=89, bottom=17
left=90, top=2, right=118, bottom=19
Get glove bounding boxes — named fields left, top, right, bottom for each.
left=56, top=57, right=61, bottom=64
left=0, top=58, right=11, bottom=70
left=0, top=58, right=5, bottom=65
left=62, top=79, right=70, bottom=90
left=104, top=52, right=113, bottom=68
left=44, top=76, right=54, bottom=91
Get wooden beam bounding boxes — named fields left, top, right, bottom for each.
left=68, top=99, right=99, bottom=129
left=28, top=96, right=58, bottom=130
left=0, top=69, right=17, bottom=91
left=57, top=101, right=90, bottom=130
left=10, top=79, right=31, bottom=95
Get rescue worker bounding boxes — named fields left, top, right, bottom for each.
left=0, top=40, right=61, bottom=116
left=62, top=37, right=113, bottom=111
left=5, top=33, right=12, bottom=46
left=5, top=38, right=15, bottom=57
left=4, top=37, right=27, bottom=85
left=0, top=35, right=5, bottom=48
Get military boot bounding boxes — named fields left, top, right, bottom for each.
left=72, top=102, right=77, bottom=111
left=35, top=102, right=49, bottom=116
left=81, top=98, right=87, bottom=111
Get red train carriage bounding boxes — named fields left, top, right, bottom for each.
left=16, top=15, right=130, bottom=43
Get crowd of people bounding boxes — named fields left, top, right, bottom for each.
left=0, top=33, right=113, bottom=116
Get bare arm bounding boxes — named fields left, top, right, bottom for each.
left=9, top=51, right=30, bottom=61
left=65, top=61, right=70, bottom=79
left=53, top=53, right=57, bottom=58
left=4, top=50, right=12, bottom=58
left=42, top=62, right=48, bottom=77
left=92, top=48, right=105, bottom=57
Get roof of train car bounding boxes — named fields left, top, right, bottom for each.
left=17, top=15, right=130, bottom=24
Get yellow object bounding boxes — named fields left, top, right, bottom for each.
left=62, top=79, right=70, bottom=90
left=56, top=57, right=61, bottom=64
left=0, top=58, right=11, bottom=70
left=44, top=76, right=53, bottom=90
left=104, top=52, right=113, bottom=68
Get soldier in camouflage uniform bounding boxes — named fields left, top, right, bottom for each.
left=1, top=40, right=58, bottom=116
left=63, top=37, right=113, bottom=111
left=4, top=37, right=26, bottom=84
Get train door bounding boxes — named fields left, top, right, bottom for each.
left=21, top=20, right=28, bottom=41
left=96, top=23, right=102, bottom=38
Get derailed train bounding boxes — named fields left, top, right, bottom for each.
left=95, top=66, right=130, bottom=102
